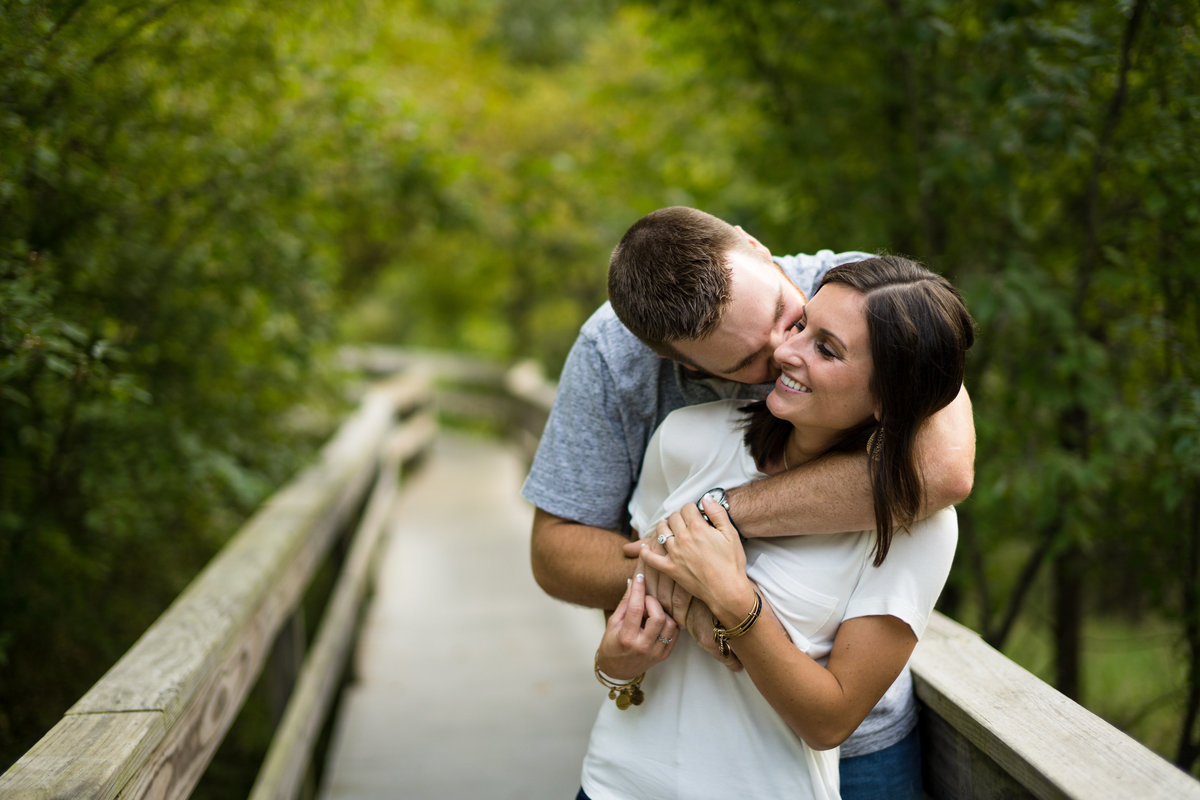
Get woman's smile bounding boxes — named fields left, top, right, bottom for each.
left=778, top=374, right=811, bottom=394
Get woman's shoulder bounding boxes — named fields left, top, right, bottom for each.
left=661, top=398, right=747, bottom=431
left=898, top=507, right=959, bottom=553
left=649, top=400, right=753, bottom=486
left=873, top=507, right=959, bottom=586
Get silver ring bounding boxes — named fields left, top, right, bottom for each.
left=657, top=532, right=674, bottom=545
left=657, top=636, right=673, bottom=644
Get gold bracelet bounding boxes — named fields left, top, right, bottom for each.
left=713, top=592, right=762, bottom=657
left=594, top=655, right=645, bottom=710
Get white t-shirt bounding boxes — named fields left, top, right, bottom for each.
left=581, top=400, right=958, bottom=800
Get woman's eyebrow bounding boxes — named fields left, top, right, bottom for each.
left=806, top=305, right=849, bottom=353
left=812, top=321, right=849, bottom=353
left=820, top=328, right=849, bottom=352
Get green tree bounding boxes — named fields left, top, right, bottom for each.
left=0, top=0, right=456, bottom=765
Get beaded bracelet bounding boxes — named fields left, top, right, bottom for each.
left=713, top=592, right=762, bottom=657
left=594, top=656, right=646, bottom=710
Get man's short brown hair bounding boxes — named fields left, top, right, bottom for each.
left=607, top=207, right=757, bottom=356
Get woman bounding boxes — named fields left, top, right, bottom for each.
left=579, top=256, right=975, bottom=800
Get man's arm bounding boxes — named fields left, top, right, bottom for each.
left=729, top=386, right=975, bottom=537
left=530, top=508, right=638, bottom=610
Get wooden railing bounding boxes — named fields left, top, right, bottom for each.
left=2, top=347, right=1197, bottom=799
left=913, top=613, right=1200, bottom=799
left=0, top=352, right=556, bottom=800
left=338, top=345, right=556, bottom=463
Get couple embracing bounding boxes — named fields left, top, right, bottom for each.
left=524, top=207, right=976, bottom=800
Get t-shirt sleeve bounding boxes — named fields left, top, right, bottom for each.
left=520, top=330, right=639, bottom=532
left=843, top=507, right=958, bottom=639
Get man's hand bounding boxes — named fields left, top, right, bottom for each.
left=685, top=598, right=743, bottom=671
left=623, top=538, right=692, bottom=626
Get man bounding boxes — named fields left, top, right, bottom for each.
left=523, top=206, right=974, bottom=798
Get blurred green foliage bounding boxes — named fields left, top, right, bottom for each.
left=0, top=0, right=356, bottom=767
left=2, top=0, right=1198, bottom=784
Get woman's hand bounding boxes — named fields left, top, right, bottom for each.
left=641, top=498, right=754, bottom=620
left=596, top=573, right=679, bottom=680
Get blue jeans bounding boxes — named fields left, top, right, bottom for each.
left=839, top=726, right=924, bottom=800
left=576, top=726, right=923, bottom=800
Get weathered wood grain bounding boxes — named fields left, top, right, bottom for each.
left=0, top=712, right=164, bottom=798
left=248, top=414, right=436, bottom=800
left=912, top=611, right=1200, bottom=799
left=921, top=704, right=1034, bottom=799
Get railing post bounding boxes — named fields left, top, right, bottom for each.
left=267, top=609, right=306, bottom=728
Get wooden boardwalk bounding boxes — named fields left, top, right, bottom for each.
left=318, top=431, right=603, bottom=800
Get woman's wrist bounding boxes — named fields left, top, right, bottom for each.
left=594, top=654, right=645, bottom=709
left=596, top=644, right=640, bottom=681
left=708, top=578, right=759, bottom=629
left=711, top=589, right=762, bottom=657
left=596, top=655, right=641, bottom=682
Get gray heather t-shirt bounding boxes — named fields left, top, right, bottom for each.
left=521, top=249, right=919, bottom=757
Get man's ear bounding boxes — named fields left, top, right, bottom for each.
left=665, top=353, right=701, bottom=372
left=734, top=225, right=773, bottom=259
left=656, top=342, right=700, bottom=372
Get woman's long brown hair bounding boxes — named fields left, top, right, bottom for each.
left=743, top=255, right=975, bottom=565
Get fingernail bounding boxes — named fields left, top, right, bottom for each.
left=636, top=573, right=645, bottom=583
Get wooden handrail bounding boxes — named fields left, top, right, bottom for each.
left=913, top=612, right=1200, bottom=799
left=0, top=370, right=437, bottom=799
left=248, top=415, right=436, bottom=800
left=339, top=346, right=556, bottom=462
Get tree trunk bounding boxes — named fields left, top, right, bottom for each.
left=985, top=522, right=1056, bottom=651
left=1052, top=543, right=1084, bottom=701
left=1176, top=490, right=1200, bottom=772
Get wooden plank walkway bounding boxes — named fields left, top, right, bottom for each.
left=318, top=431, right=603, bottom=800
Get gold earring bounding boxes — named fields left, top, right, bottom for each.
left=867, top=428, right=883, bottom=462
